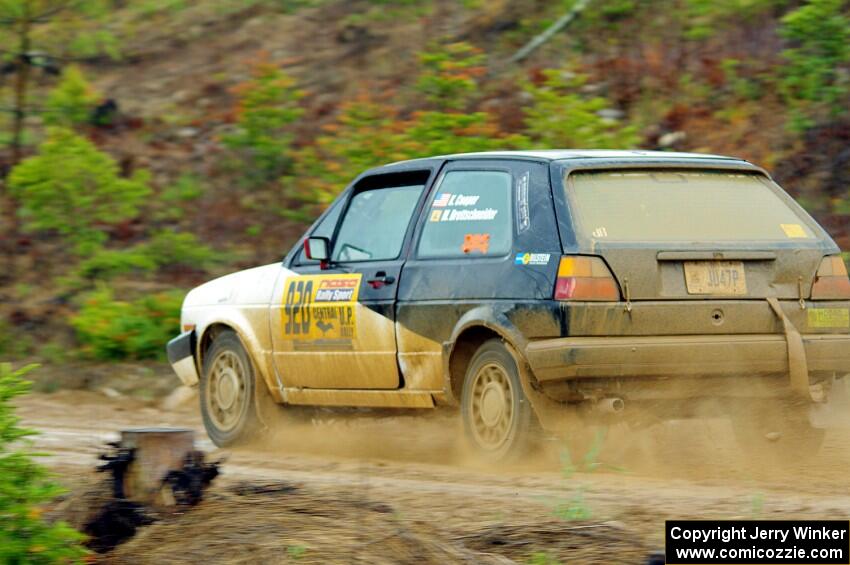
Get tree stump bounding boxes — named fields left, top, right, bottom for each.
left=119, top=428, right=195, bottom=505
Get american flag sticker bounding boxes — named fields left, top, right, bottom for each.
left=432, top=193, right=451, bottom=207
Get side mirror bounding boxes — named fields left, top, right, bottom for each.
left=304, top=236, right=330, bottom=263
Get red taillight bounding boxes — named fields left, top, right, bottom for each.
left=554, top=256, right=620, bottom=301
left=811, top=255, right=850, bottom=300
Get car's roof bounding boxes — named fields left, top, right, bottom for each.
left=385, top=149, right=745, bottom=166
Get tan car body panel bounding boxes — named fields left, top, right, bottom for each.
left=268, top=272, right=400, bottom=389
left=182, top=263, right=285, bottom=400
left=396, top=323, right=444, bottom=391
left=181, top=263, right=446, bottom=408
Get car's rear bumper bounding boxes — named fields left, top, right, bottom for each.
left=525, top=333, right=850, bottom=383
left=167, top=331, right=199, bottom=387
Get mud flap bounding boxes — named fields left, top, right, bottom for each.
left=809, top=375, right=850, bottom=428
left=503, top=341, right=582, bottom=434
left=766, top=297, right=810, bottom=397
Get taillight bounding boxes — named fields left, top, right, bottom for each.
left=555, top=256, right=620, bottom=301
left=811, top=255, right=850, bottom=300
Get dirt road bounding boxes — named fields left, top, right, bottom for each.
left=17, top=390, right=850, bottom=563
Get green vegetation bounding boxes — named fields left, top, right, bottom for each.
left=416, top=42, right=486, bottom=110
left=223, top=60, right=304, bottom=187
left=523, top=69, right=638, bottom=149
left=0, top=0, right=848, bottom=362
left=527, top=552, right=563, bottom=565
left=749, top=492, right=765, bottom=519
left=549, top=428, right=626, bottom=522
left=71, top=287, right=184, bottom=360
left=288, top=42, right=527, bottom=218
left=9, top=128, right=151, bottom=255
left=0, top=363, right=89, bottom=562
left=779, top=0, right=850, bottom=130
left=286, top=544, right=307, bottom=560
left=43, top=66, right=101, bottom=128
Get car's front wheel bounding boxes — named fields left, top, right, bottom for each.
left=461, top=339, right=537, bottom=461
left=200, top=330, right=263, bottom=447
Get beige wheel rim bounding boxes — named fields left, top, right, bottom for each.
left=469, top=362, right=515, bottom=451
left=206, top=350, right=248, bottom=432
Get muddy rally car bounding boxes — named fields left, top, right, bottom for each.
left=168, top=150, right=850, bottom=461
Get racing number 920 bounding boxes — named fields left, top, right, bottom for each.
left=284, top=279, right=313, bottom=335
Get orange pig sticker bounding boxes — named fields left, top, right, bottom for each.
left=462, top=233, right=490, bottom=255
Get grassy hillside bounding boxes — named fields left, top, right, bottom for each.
left=0, top=0, right=848, bottom=361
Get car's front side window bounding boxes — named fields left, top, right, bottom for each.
left=417, top=170, right=513, bottom=258
left=332, top=184, right=423, bottom=262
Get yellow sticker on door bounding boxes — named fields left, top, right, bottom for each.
left=808, top=308, right=850, bottom=329
left=282, top=274, right=362, bottom=341
left=780, top=223, right=808, bottom=238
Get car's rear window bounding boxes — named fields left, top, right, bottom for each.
left=567, top=170, right=817, bottom=242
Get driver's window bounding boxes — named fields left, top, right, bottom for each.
left=333, top=184, right=423, bottom=262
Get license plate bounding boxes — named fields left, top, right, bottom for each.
left=684, top=261, right=747, bottom=295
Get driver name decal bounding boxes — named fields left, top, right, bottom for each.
left=282, top=274, right=361, bottom=342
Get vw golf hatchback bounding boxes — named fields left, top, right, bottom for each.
left=168, top=150, right=850, bottom=460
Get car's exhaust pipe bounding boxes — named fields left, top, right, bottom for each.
left=596, top=397, right=625, bottom=414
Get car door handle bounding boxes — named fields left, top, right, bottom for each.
left=367, top=272, right=396, bottom=289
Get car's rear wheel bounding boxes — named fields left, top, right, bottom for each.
left=461, top=339, right=536, bottom=461
left=731, top=406, right=825, bottom=463
left=200, top=330, right=263, bottom=447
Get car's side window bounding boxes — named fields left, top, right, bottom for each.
left=332, top=184, right=423, bottom=262
left=417, top=170, right=513, bottom=258
left=292, top=199, right=344, bottom=266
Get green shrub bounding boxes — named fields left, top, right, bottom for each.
left=43, top=66, right=101, bottom=128
left=523, top=69, right=638, bottom=149
left=683, top=0, right=782, bottom=40
left=9, top=128, right=152, bottom=255
left=70, top=229, right=217, bottom=285
left=143, top=229, right=219, bottom=271
left=0, top=363, right=89, bottom=563
left=162, top=173, right=204, bottom=203
left=780, top=0, right=850, bottom=130
left=0, top=320, right=33, bottom=359
left=416, top=42, right=485, bottom=110
left=71, top=287, right=184, bottom=360
left=223, top=59, right=304, bottom=187
left=72, top=248, right=158, bottom=283
left=287, top=43, right=526, bottom=216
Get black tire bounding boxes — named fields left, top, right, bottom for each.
left=731, top=407, right=825, bottom=463
left=461, top=339, right=537, bottom=461
left=200, top=330, right=263, bottom=447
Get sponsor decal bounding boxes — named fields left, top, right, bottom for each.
left=432, top=193, right=451, bottom=207
left=592, top=226, right=609, bottom=238
left=450, top=194, right=481, bottom=206
left=282, top=274, right=361, bottom=341
left=462, top=233, right=490, bottom=255
left=514, top=252, right=551, bottom=266
left=780, top=223, right=808, bottom=239
left=437, top=208, right=498, bottom=222
left=516, top=172, right=530, bottom=234
left=429, top=209, right=443, bottom=222
left=808, top=308, right=850, bottom=329
left=315, top=278, right=357, bottom=302
left=432, top=193, right=483, bottom=209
